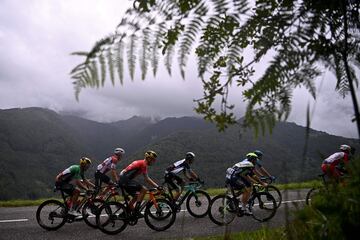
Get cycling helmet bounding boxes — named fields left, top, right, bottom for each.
left=145, top=150, right=158, bottom=160
left=114, top=147, right=125, bottom=156
left=80, top=157, right=92, bottom=165
left=253, top=150, right=263, bottom=159
left=246, top=152, right=258, bottom=161
left=339, top=144, right=351, bottom=152
left=185, top=152, right=195, bottom=161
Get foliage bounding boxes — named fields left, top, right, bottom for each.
left=191, top=227, right=285, bottom=240
left=70, top=0, right=360, bottom=134
left=286, top=156, right=360, bottom=240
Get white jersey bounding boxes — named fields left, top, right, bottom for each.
left=323, top=152, right=345, bottom=164
left=97, top=155, right=119, bottom=174
left=165, top=159, right=191, bottom=175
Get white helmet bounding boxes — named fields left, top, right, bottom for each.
left=114, top=147, right=125, bottom=156
left=339, top=144, right=351, bottom=152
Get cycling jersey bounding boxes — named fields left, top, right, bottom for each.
left=121, top=160, right=148, bottom=180
left=165, top=159, right=191, bottom=175
left=323, top=152, right=349, bottom=165
left=97, top=155, right=120, bottom=174
left=58, top=165, right=84, bottom=182
left=226, top=160, right=255, bottom=180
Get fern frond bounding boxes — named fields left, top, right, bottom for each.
left=127, top=34, right=138, bottom=80
left=140, top=28, right=151, bottom=80
left=106, top=48, right=115, bottom=85
left=165, top=44, right=175, bottom=75
left=151, top=22, right=166, bottom=76
left=98, top=52, right=106, bottom=86
left=178, top=16, right=204, bottom=79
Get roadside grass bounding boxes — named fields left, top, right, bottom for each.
left=188, top=227, right=285, bottom=240
left=0, top=180, right=321, bottom=207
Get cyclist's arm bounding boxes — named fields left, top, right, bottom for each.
left=258, top=167, right=272, bottom=177
left=188, top=169, right=198, bottom=180
left=246, top=174, right=267, bottom=187
left=55, top=173, right=63, bottom=182
left=83, top=179, right=95, bottom=188
left=143, top=173, right=159, bottom=188
left=75, top=179, right=90, bottom=190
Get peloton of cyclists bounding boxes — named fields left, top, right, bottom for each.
left=225, top=152, right=267, bottom=215
left=164, top=152, right=200, bottom=201
left=118, top=150, right=161, bottom=217
left=55, top=157, right=95, bottom=217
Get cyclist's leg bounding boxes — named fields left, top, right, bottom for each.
left=172, top=174, right=184, bottom=201
left=238, top=177, right=251, bottom=211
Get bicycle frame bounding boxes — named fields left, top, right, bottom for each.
left=164, top=181, right=203, bottom=207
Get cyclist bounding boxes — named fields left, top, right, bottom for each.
left=119, top=150, right=160, bottom=217
left=321, top=144, right=353, bottom=181
left=253, top=150, right=276, bottom=181
left=55, top=157, right=95, bottom=217
left=164, top=152, right=200, bottom=201
left=95, top=147, right=125, bottom=191
left=225, top=152, right=267, bottom=215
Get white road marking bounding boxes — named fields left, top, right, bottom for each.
left=0, top=219, right=29, bottom=223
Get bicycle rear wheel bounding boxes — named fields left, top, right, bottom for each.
left=186, top=190, right=211, bottom=218
left=249, top=192, right=276, bottom=222
left=96, top=201, right=128, bottom=235
left=144, top=198, right=176, bottom=231
left=82, top=199, right=104, bottom=228
left=208, top=195, right=236, bottom=226
left=265, top=185, right=282, bottom=208
left=36, top=199, right=66, bottom=231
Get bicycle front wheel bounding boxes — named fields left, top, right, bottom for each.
left=144, top=198, right=176, bottom=231
left=82, top=199, right=104, bottom=228
left=96, top=201, right=128, bottom=235
left=36, top=199, right=66, bottom=231
left=306, top=188, right=320, bottom=206
left=208, top=195, right=236, bottom=226
left=249, top=192, right=276, bottom=222
left=186, top=190, right=211, bottom=218
left=265, top=185, right=282, bottom=208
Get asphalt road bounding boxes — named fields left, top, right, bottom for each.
left=0, top=189, right=309, bottom=240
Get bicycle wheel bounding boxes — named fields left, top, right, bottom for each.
left=144, top=198, right=176, bottom=231
left=186, top=190, right=211, bottom=218
left=249, top=192, right=276, bottom=222
left=306, top=188, right=320, bottom=206
left=265, top=185, right=282, bottom=208
left=82, top=199, right=104, bottom=228
left=208, top=195, right=236, bottom=226
left=96, top=201, right=128, bottom=235
left=36, top=199, right=67, bottom=231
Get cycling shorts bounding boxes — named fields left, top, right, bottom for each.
left=321, top=163, right=343, bottom=178
left=164, top=172, right=184, bottom=191
left=119, top=173, right=142, bottom=197
left=95, top=171, right=111, bottom=188
left=55, top=181, right=76, bottom=195
left=226, top=176, right=251, bottom=190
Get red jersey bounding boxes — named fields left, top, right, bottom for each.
left=122, top=160, right=148, bottom=179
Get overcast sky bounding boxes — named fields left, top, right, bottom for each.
left=0, top=0, right=358, bottom=139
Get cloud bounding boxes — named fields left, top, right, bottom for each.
left=0, top=0, right=358, bottom=139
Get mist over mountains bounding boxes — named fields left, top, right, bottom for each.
left=0, top=107, right=358, bottom=200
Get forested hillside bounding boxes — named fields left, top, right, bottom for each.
left=0, top=107, right=358, bottom=200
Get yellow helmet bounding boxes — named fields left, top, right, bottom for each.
left=144, top=150, right=157, bottom=160
left=80, top=157, right=92, bottom=165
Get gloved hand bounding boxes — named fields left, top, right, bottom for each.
left=270, top=176, right=276, bottom=181
left=198, top=179, right=205, bottom=184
